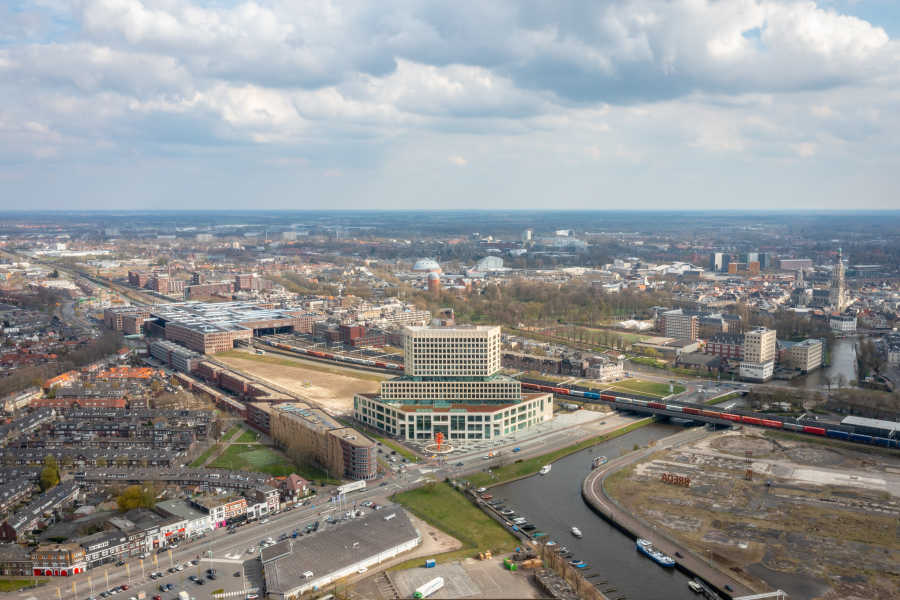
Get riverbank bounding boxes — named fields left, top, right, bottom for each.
left=468, top=417, right=655, bottom=488
left=390, top=482, right=519, bottom=569
left=582, top=428, right=756, bottom=599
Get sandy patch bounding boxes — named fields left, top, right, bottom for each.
left=218, top=355, right=381, bottom=415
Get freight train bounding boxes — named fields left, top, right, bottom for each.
left=520, top=382, right=900, bottom=450
left=259, top=339, right=404, bottom=372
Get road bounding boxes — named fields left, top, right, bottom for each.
left=16, top=484, right=407, bottom=600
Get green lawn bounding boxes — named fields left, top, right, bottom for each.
left=223, top=424, right=242, bottom=440
left=392, top=482, right=517, bottom=560
left=0, top=579, right=46, bottom=592
left=465, top=417, right=655, bottom=487
left=209, top=444, right=296, bottom=476
left=207, top=443, right=339, bottom=483
left=607, top=379, right=685, bottom=397
left=189, top=445, right=218, bottom=467
left=705, top=391, right=741, bottom=405
left=235, top=428, right=259, bottom=443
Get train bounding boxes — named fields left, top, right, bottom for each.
left=260, top=339, right=404, bottom=372
left=520, top=381, right=900, bottom=450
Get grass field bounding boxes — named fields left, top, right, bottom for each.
left=392, top=482, right=517, bottom=564
left=189, top=445, right=218, bottom=467
left=706, top=391, right=742, bottom=405
left=220, top=350, right=386, bottom=382
left=607, top=379, right=684, bottom=396
left=223, top=424, right=242, bottom=440
left=207, top=443, right=340, bottom=483
left=209, top=444, right=294, bottom=476
left=235, top=428, right=259, bottom=443
left=0, top=579, right=46, bottom=592
left=465, top=417, right=654, bottom=487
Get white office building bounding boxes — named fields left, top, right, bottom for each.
left=355, top=326, right=553, bottom=441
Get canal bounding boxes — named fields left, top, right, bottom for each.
left=790, top=335, right=857, bottom=389
left=492, top=422, right=702, bottom=600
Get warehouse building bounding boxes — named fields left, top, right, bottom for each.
left=262, top=508, right=420, bottom=599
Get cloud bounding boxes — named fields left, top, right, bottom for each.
left=1, top=0, right=899, bottom=208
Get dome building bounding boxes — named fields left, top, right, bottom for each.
left=412, top=259, right=442, bottom=274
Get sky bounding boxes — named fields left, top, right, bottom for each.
left=1, top=0, right=899, bottom=211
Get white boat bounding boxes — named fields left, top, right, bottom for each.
left=687, top=580, right=703, bottom=593
left=539, top=465, right=551, bottom=475
left=570, top=526, right=582, bottom=538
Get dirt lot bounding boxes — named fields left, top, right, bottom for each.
left=605, top=430, right=900, bottom=600
left=217, top=353, right=382, bottom=415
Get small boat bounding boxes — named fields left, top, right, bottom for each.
left=574, top=562, right=589, bottom=569
left=570, top=526, right=582, bottom=538
left=688, top=580, right=703, bottom=593
left=539, top=465, right=551, bottom=475
left=592, top=456, right=608, bottom=468
left=636, top=538, right=676, bottom=568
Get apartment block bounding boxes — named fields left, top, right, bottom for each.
left=270, top=402, right=376, bottom=481
left=781, top=339, right=823, bottom=373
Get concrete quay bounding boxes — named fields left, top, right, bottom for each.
left=581, top=428, right=757, bottom=599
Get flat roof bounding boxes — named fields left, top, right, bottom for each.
left=150, top=301, right=300, bottom=334
left=156, top=499, right=209, bottom=521
left=263, top=507, right=419, bottom=595
left=841, top=415, right=899, bottom=432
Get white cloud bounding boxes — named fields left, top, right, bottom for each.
left=0, top=0, right=899, bottom=208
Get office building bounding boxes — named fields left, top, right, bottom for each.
left=709, top=252, right=724, bottom=272
left=660, top=309, right=699, bottom=341
left=740, top=327, right=776, bottom=381
left=355, top=326, right=553, bottom=441
left=780, top=339, right=823, bottom=373
left=146, top=301, right=314, bottom=354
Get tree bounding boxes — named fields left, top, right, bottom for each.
left=39, top=455, right=60, bottom=491
left=116, top=484, right=157, bottom=512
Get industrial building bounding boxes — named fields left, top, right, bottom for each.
left=262, top=508, right=420, bottom=599
left=144, top=301, right=315, bottom=354
left=355, top=326, right=553, bottom=441
left=270, top=402, right=377, bottom=481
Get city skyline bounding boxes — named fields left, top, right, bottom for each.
left=2, top=0, right=900, bottom=210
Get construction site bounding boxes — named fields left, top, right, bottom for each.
left=604, top=429, right=900, bottom=600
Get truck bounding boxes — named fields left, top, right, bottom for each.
left=178, top=591, right=190, bottom=600
left=413, top=577, right=444, bottom=599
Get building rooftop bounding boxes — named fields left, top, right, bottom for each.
left=156, top=499, right=210, bottom=521
left=262, top=507, right=419, bottom=596
left=150, top=301, right=301, bottom=335
left=273, top=402, right=343, bottom=433
left=840, top=415, right=899, bottom=433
